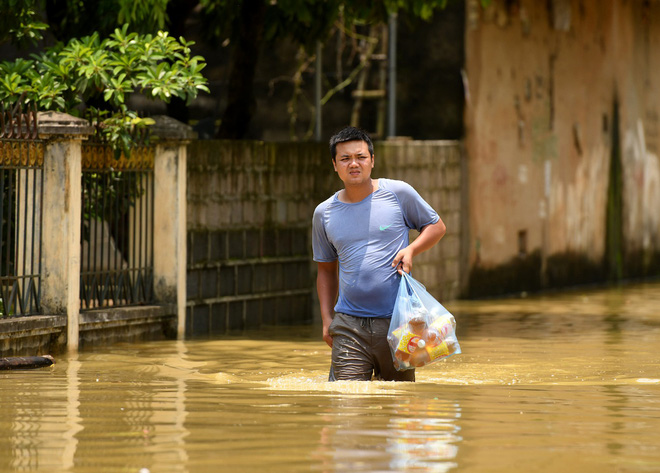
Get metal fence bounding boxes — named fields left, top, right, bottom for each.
left=0, top=107, right=44, bottom=317
left=80, top=142, right=155, bottom=310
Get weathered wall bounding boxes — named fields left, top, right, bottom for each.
left=186, top=140, right=464, bottom=335
left=186, top=141, right=330, bottom=335
left=617, top=1, right=660, bottom=275
left=375, top=142, right=465, bottom=300
left=464, top=0, right=660, bottom=296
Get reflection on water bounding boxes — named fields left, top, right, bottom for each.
left=0, top=281, right=660, bottom=472
left=311, top=394, right=460, bottom=473
left=386, top=398, right=461, bottom=472
left=63, top=356, right=81, bottom=471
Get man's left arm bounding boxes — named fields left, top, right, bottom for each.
left=391, top=218, right=446, bottom=274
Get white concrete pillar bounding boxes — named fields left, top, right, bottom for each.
left=151, top=116, right=194, bottom=339
left=38, top=112, right=93, bottom=352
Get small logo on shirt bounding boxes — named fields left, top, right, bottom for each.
left=379, top=224, right=392, bottom=231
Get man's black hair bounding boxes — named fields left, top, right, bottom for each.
left=329, top=126, right=374, bottom=161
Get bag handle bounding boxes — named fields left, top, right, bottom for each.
left=400, top=271, right=426, bottom=301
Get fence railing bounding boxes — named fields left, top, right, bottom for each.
left=0, top=140, right=44, bottom=316
left=0, top=103, right=44, bottom=317
left=80, top=142, right=155, bottom=310
left=0, top=107, right=189, bottom=350
left=0, top=105, right=158, bottom=316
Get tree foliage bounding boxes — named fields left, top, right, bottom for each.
left=198, top=0, right=474, bottom=46
left=0, top=5, right=208, bottom=154
left=0, top=0, right=48, bottom=47
left=43, top=0, right=170, bottom=40
left=0, top=0, right=490, bottom=141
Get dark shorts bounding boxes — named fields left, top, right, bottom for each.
left=328, top=312, right=415, bottom=382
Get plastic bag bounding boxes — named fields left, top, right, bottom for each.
left=387, top=272, right=461, bottom=370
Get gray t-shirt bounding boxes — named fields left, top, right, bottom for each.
left=312, top=178, right=439, bottom=317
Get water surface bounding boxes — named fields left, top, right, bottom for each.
left=1, top=281, right=660, bottom=472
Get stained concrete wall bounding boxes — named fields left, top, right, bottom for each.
left=464, top=0, right=660, bottom=296
left=186, top=140, right=464, bottom=335
left=617, top=1, right=660, bottom=274
left=186, top=141, right=331, bottom=334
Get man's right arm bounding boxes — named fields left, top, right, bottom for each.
left=316, top=260, right=338, bottom=347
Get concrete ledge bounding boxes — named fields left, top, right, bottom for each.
left=79, top=305, right=177, bottom=349
left=0, top=315, right=66, bottom=357
left=0, top=315, right=66, bottom=337
left=0, top=305, right=177, bottom=356
left=80, top=305, right=175, bottom=327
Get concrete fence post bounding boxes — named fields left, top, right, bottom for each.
left=151, top=116, right=195, bottom=339
left=37, top=112, right=94, bottom=352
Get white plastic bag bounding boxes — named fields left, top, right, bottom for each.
left=387, top=272, right=461, bottom=370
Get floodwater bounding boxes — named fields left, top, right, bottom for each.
left=2, top=282, right=660, bottom=473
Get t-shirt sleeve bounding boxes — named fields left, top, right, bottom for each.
left=312, top=202, right=337, bottom=262
left=387, top=179, right=439, bottom=231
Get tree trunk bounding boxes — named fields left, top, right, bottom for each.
left=216, top=0, right=267, bottom=139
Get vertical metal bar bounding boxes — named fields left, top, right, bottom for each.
left=111, top=170, right=117, bottom=304
left=137, top=169, right=143, bottom=302
left=89, top=171, right=95, bottom=303
left=134, top=170, right=141, bottom=302
left=5, top=168, right=13, bottom=314
left=100, top=169, right=108, bottom=305
left=130, top=170, right=134, bottom=303
left=0, top=168, right=4, bottom=316
left=29, top=165, right=37, bottom=313
left=5, top=169, right=13, bottom=275
left=149, top=168, right=154, bottom=301
left=388, top=12, right=397, bottom=138
left=81, top=167, right=86, bottom=308
left=91, top=169, right=99, bottom=306
left=36, top=153, right=43, bottom=312
left=83, top=168, right=91, bottom=308
left=110, top=169, right=117, bottom=304
left=21, top=159, right=28, bottom=282
left=19, top=158, right=28, bottom=314
left=120, top=170, right=127, bottom=302
left=120, top=173, right=128, bottom=304
left=145, top=169, right=150, bottom=301
left=81, top=170, right=87, bottom=307
left=86, top=161, right=92, bottom=280
left=80, top=167, right=85, bottom=308
left=127, top=170, right=133, bottom=301
left=132, top=170, right=137, bottom=303
left=118, top=170, right=126, bottom=303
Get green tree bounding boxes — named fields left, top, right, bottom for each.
left=0, top=0, right=490, bottom=141
left=0, top=3, right=208, bottom=154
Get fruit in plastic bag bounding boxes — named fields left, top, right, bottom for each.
left=390, top=317, right=459, bottom=369
left=387, top=272, right=461, bottom=370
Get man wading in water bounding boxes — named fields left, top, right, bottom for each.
left=312, top=126, right=446, bottom=381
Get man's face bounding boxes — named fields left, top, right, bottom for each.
left=333, top=140, right=374, bottom=186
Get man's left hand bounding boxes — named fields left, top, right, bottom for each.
left=392, top=247, right=414, bottom=275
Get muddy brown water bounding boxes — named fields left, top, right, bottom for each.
left=1, top=281, right=660, bottom=472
